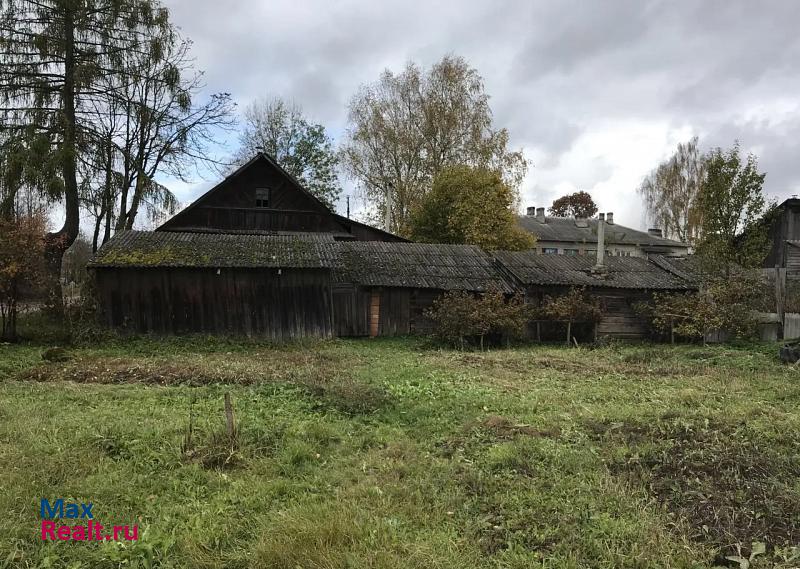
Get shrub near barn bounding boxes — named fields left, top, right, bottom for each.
left=426, top=288, right=530, bottom=349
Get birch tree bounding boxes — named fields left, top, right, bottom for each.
left=340, top=55, right=527, bottom=235
left=638, top=137, right=705, bottom=244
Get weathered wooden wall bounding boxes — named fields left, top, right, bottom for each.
left=166, top=207, right=345, bottom=234
left=525, top=286, right=654, bottom=341
left=95, top=267, right=333, bottom=338
left=331, top=286, right=442, bottom=337
left=332, top=284, right=370, bottom=337
left=160, top=157, right=346, bottom=234
left=594, top=292, right=651, bottom=340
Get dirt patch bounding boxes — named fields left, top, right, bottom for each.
left=439, top=415, right=560, bottom=459
left=587, top=417, right=800, bottom=555
left=15, top=351, right=341, bottom=386
left=448, top=353, right=587, bottom=375
left=302, top=376, right=391, bottom=416
left=472, top=414, right=561, bottom=439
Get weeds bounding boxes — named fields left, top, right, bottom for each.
left=0, top=338, right=796, bottom=567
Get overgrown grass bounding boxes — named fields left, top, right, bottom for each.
left=1, top=336, right=799, bottom=567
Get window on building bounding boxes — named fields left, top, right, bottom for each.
left=586, top=249, right=596, bottom=255
left=543, top=248, right=558, bottom=255
left=255, top=188, right=271, bottom=208
left=564, top=249, right=579, bottom=256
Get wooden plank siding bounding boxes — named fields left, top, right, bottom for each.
left=332, top=284, right=370, bottom=337
left=330, top=287, right=443, bottom=337
left=169, top=206, right=346, bottom=234
left=595, top=293, right=650, bottom=340
left=786, top=242, right=800, bottom=279
left=95, top=267, right=333, bottom=338
left=523, top=285, right=653, bottom=341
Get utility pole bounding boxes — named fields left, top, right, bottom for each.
left=384, top=184, right=393, bottom=232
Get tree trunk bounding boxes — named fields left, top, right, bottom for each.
left=92, top=212, right=102, bottom=253
left=95, top=137, right=114, bottom=251
left=102, top=200, right=113, bottom=245
left=1, top=283, right=18, bottom=342
left=566, top=321, right=571, bottom=345
left=125, top=173, right=144, bottom=230
left=45, top=5, right=80, bottom=317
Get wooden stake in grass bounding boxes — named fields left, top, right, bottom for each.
left=224, top=392, right=236, bottom=447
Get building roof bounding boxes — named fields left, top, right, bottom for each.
left=517, top=215, right=687, bottom=249
left=493, top=251, right=696, bottom=290
left=91, top=233, right=513, bottom=292
left=647, top=254, right=705, bottom=285
left=334, top=242, right=515, bottom=293
left=90, top=230, right=336, bottom=269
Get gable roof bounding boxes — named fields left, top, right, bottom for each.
left=157, top=152, right=340, bottom=232
left=334, top=242, right=515, bottom=293
left=333, top=214, right=409, bottom=242
left=493, top=251, right=696, bottom=290
left=517, top=215, right=687, bottom=249
left=90, top=230, right=336, bottom=269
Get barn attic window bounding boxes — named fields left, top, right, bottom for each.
left=255, top=188, right=271, bottom=208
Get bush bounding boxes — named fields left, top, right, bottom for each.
left=541, top=287, right=603, bottom=344
left=426, top=288, right=531, bottom=349
left=639, top=272, right=764, bottom=343
left=64, top=278, right=116, bottom=345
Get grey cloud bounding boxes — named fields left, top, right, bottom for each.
left=161, top=0, right=800, bottom=226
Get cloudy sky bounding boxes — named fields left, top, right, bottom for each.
left=161, top=0, right=800, bottom=230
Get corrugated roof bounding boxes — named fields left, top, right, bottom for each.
left=493, top=251, right=696, bottom=290
left=647, top=254, right=704, bottom=285
left=518, top=215, right=687, bottom=248
left=90, top=230, right=336, bottom=269
left=334, top=242, right=515, bottom=293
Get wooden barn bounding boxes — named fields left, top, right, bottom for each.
left=89, top=152, right=700, bottom=342
left=90, top=235, right=515, bottom=338
left=158, top=152, right=404, bottom=242
left=89, top=231, right=337, bottom=338
left=331, top=242, right=515, bottom=337
left=493, top=252, right=697, bottom=340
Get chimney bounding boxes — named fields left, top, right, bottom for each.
left=575, top=216, right=588, bottom=228
left=536, top=207, right=546, bottom=223
left=526, top=206, right=536, bottom=216
left=647, top=228, right=663, bottom=238
left=606, top=212, right=614, bottom=225
left=595, top=213, right=606, bottom=268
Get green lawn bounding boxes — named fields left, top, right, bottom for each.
left=1, top=336, right=800, bottom=568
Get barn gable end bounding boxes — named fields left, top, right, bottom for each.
left=158, top=153, right=348, bottom=235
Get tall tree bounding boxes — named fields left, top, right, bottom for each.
left=409, top=165, right=534, bottom=251
left=549, top=191, right=598, bottom=218
left=233, top=97, right=340, bottom=209
left=0, top=0, right=172, bottom=311
left=695, top=142, right=770, bottom=272
left=340, top=55, right=527, bottom=235
left=72, top=35, right=233, bottom=250
left=112, top=38, right=234, bottom=232
left=638, top=137, right=705, bottom=243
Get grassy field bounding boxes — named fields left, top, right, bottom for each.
left=1, top=335, right=800, bottom=568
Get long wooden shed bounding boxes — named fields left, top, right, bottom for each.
left=331, top=242, right=515, bottom=336
left=90, top=231, right=337, bottom=338
left=493, top=252, right=697, bottom=340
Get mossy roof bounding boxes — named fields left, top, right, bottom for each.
left=493, top=251, right=697, bottom=290
left=334, top=242, right=516, bottom=293
left=89, top=230, right=336, bottom=269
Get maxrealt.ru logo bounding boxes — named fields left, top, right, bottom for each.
left=40, top=499, right=138, bottom=542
